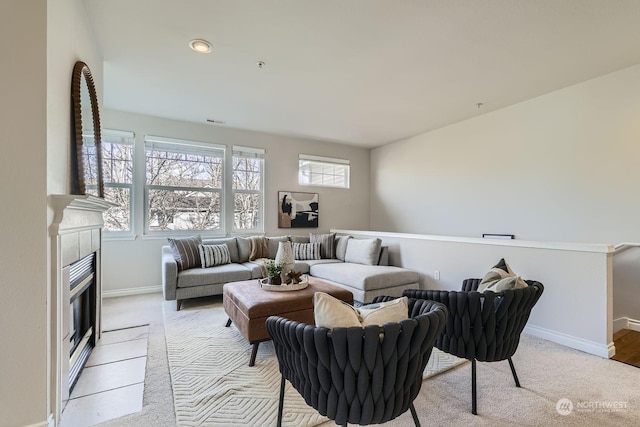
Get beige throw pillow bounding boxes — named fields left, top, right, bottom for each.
left=478, top=258, right=528, bottom=292
left=313, top=292, right=409, bottom=329
left=313, top=292, right=361, bottom=328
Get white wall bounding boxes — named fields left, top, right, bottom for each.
left=371, top=64, right=640, bottom=245
left=0, top=1, right=48, bottom=425
left=613, top=247, right=640, bottom=332
left=101, top=109, right=371, bottom=294
left=334, top=230, right=614, bottom=358
left=46, top=0, right=104, bottom=424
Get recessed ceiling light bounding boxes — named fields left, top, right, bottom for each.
left=189, top=39, right=212, bottom=54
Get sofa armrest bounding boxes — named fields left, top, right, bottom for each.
left=377, top=246, right=389, bottom=266
left=161, top=246, right=178, bottom=301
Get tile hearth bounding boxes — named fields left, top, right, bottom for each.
left=59, top=325, right=148, bottom=427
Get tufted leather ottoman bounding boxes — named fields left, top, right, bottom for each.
left=223, top=277, right=353, bottom=366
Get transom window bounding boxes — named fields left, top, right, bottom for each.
left=298, top=154, right=350, bottom=188
left=144, top=135, right=224, bottom=234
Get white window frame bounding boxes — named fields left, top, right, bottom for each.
left=232, top=145, right=265, bottom=233
left=144, top=135, right=226, bottom=236
left=102, top=129, right=135, bottom=238
left=298, top=154, right=350, bottom=189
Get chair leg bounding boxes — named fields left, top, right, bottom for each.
left=277, top=375, right=285, bottom=427
left=225, top=318, right=232, bottom=327
left=508, top=357, right=521, bottom=387
left=471, top=359, right=477, bottom=415
left=410, top=402, right=421, bottom=427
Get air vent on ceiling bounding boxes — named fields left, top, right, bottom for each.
left=206, top=119, right=226, bottom=125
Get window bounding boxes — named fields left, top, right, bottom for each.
left=298, top=154, right=350, bottom=188
left=144, top=135, right=224, bottom=234
left=232, top=146, right=265, bottom=232
left=102, top=129, right=134, bottom=233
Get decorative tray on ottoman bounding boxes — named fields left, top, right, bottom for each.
left=259, top=276, right=309, bottom=292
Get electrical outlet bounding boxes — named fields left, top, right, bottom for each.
left=434, top=270, right=440, bottom=280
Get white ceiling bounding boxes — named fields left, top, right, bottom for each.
left=83, top=0, right=640, bottom=148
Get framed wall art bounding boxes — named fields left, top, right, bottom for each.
left=278, top=191, right=319, bottom=228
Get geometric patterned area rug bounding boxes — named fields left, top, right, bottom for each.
left=163, top=301, right=466, bottom=427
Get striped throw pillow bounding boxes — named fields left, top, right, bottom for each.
left=292, top=242, right=321, bottom=260
left=199, top=244, right=231, bottom=268
left=167, top=235, right=202, bottom=271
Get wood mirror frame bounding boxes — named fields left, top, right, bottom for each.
left=71, top=61, right=104, bottom=197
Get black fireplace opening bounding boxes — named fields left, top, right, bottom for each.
left=68, top=252, right=96, bottom=391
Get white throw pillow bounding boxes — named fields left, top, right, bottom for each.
left=344, top=238, right=382, bottom=266
left=199, top=244, right=231, bottom=268
left=314, top=292, right=409, bottom=329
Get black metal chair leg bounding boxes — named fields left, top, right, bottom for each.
left=225, top=318, right=232, bottom=327
left=508, top=357, right=521, bottom=387
left=410, top=402, right=421, bottom=427
left=471, top=359, right=477, bottom=415
left=277, top=375, right=285, bottom=427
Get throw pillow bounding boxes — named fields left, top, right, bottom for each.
left=167, top=235, right=202, bottom=271
left=344, top=238, right=382, bottom=266
left=334, top=235, right=351, bottom=261
left=292, top=242, right=321, bottom=260
left=199, top=244, right=231, bottom=268
left=313, top=292, right=362, bottom=329
left=358, top=297, right=409, bottom=326
left=314, top=292, right=409, bottom=329
left=310, top=233, right=335, bottom=259
left=478, top=258, right=528, bottom=292
left=248, top=236, right=268, bottom=261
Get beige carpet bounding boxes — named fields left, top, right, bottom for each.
left=163, top=299, right=464, bottom=427
left=97, top=293, right=640, bottom=427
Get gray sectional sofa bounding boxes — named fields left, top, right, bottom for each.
left=162, top=234, right=419, bottom=309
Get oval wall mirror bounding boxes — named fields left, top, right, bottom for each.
left=71, top=61, right=104, bottom=197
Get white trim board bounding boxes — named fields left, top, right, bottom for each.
left=613, top=317, right=640, bottom=334
left=103, top=285, right=162, bottom=298
left=331, top=229, right=615, bottom=254
left=524, top=324, right=614, bottom=359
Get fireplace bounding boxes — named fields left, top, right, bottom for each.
left=50, top=194, right=114, bottom=423
left=67, top=252, right=97, bottom=390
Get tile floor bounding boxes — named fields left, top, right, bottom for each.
left=59, top=320, right=150, bottom=426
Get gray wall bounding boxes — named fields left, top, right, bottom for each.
left=370, top=64, right=640, bottom=245
left=102, top=109, right=371, bottom=293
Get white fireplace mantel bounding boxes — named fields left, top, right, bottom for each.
left=50, top=194, right=115, bottom=236
left=48, top=194, right=115, bottom=425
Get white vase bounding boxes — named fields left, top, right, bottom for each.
left=275, top=241, right=295, bottom=283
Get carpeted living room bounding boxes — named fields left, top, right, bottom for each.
left=3, top=1, right=640, bottom=427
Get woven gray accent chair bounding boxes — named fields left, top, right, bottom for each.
left=404, top=278, right=544, bottom=415
left=265, top=297, right=447, bottom=427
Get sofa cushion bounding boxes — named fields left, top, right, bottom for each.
left=310, top=263, right=418, bottom=292
left=167, top=235, right=202, bottom=271
left=344, top=238, right=382, bottom=266
left=177, top=263, right=251, bottom=288
left=303, top=259, right=343, bottom=268
left=199, top=244, right=231, bottom=267
left=202, top=237, right=240, bottom=263
left=335, top=235, right=351, bottom=261
left=293, top=242, right=321, bottom=260
left=310, top=233, right=335, bottom=259
left=266, top=236, right=290, bottom=259
left=290, top=235, right=310, bottom=244
left=236, top=237, right=251, bottom=263
left=243, top=260, right=311, bottom=279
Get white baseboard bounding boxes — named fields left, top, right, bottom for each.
left=613, top=316, right=640, bottom=333
left=103, top=285, right=162, bottom=298
left=24, top=414, right=53, bottom=427
left=524, top=324, right=613, bottom=358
